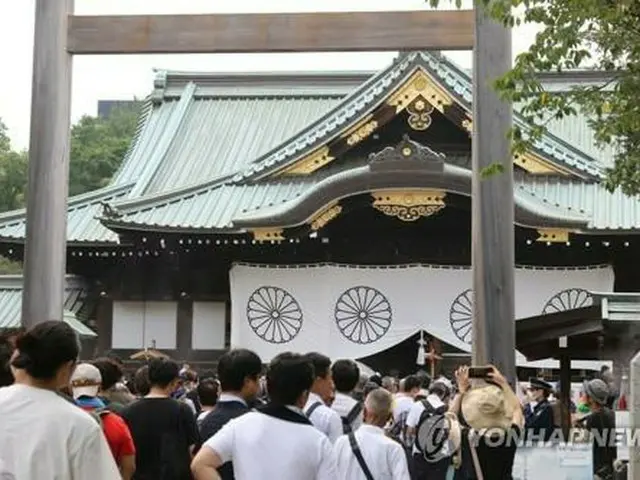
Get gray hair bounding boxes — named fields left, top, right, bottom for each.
left=365, top=388, right=393, bottom=418
left=381, top=376, right=396, bottom=391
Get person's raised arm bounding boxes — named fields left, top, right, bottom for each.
left=448, top=366, right=469, bottom=415
left=487, top=366, right=525, bottom=429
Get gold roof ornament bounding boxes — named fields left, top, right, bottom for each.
left=342, top=115, right=379, bottom=146
left=406, top=98, right=436, bottom=131
left=309, top=203, right=343, bottom=231
left=278, top=146, right=334, bottom=176
left=536, top=228, right=571, bottom=243
left=371, top=190, right=446, bottom=222
left=386, top=68, right=453, bottom=114
left=250, top=228, right=285, bottom=242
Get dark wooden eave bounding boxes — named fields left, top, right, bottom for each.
left=515, top=305, right=622, bottom=361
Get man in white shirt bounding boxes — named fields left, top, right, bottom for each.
left=191, top=352, right=337, bottom=480
left=392, top=375, right=421, bottom=422
left=331, top=359, right=363, bottom=434
left=334, top=388, right=410, bottom=480
left=388, top=375, right=422, bottom=445
left=0, top=321, right=120, bottom=480
left=405, top=380, right=452, bottom=479
left=304, top=352, right=343, bottom=443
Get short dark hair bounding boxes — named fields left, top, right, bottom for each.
left=11, top=321, right=79, bottom=380
left=332, top=359, right=360, bottom=393
left=429, top=382, right=450, bottom=400
left=217, top=349, right=262, bottom=392
left=267, top=352, right=314, bottom=405
left=92, top=357, right=124, bottom=391
left=404, top=375, right=421, bottom=392
left=416, top=371, right=431, bottom=389
left=132, top=365, right=150, bottom=396
left=363, top=381, right=380, bottom=398
left=197, top=378, right=219, bottom=406
left=0, top=334, right=14, bottom=387
left=304, top=352, right=331, bottom=379
left=104, top=351, right=124, bottom=367
left=147, top=358, right=180, bottom=388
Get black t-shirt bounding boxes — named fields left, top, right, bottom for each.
left=454, top=425, right=520, bottom=480
left=197, top=401, right=249, bottom=480
left=585, top=407, right=617, bottom=475
left=121, top=397, right=199, bottom=480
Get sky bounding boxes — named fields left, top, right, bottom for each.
left=0, top=0, right=540, bottom=150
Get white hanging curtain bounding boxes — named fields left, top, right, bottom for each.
left=229, top=263, right=614, bottom=363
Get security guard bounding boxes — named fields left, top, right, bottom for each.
left=524, top=377, right=555, bottom=442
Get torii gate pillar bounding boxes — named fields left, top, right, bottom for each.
left=471, top=5, right=516, bottom=382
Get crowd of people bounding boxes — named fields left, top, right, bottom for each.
left=0, top=320, right=622, bottom=479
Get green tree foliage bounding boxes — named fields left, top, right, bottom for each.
left=68, top=104, right=139, bottom=196
left=431, top=0, right=640, bottom=194
left=0, top=122, right=27, bottom=273
left=0, top=104, right=140, bottom=210
left=0, top=121, right=28, bottom=213
left=0, top=103, right=140, bottom=272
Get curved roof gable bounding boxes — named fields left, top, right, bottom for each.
left=233, top=51, right=604, bottom=182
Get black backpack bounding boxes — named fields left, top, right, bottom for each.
left=341, top=402, right=363, bottom=434
left=388, top=409, right=410, bottom=445
left=414, top=400, right=450, bottom=462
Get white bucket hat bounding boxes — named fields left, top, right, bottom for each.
left=461, top=384, right=513, bottom=432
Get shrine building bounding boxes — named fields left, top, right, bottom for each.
left=0, top=51, right=637, bottom=375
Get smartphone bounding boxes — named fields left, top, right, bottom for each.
left=468, top=366, right=494, bottom=378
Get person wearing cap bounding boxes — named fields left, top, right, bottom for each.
left=579, top=378, right=617, bottom=478
left=71, top=363, right=136, bottom=480
left=523, top=377, right=555, bottom=443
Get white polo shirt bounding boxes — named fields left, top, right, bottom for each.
left=392, top=395, right=414, bottom=422
left=331, top=392, right=363, bottom=432
left=405, top=395, right=449, bottom=456
left=334, top=424, right=410, bottom=480
left=204, top=410, right=337, bottom=480
left=305, top=392, right=343, bottom=443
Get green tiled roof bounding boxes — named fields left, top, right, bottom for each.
left=0, top=183, right=132, bottom=244
left=0, top=276, right=96, bottom=337
left=517, top=178, right=640, bottom=231
left=103, top=165, right=595, bottom=233
left=112, top=70, right=362, bottom=196
left=143, top=96, right=342, bottom=195
left=234, top=51, right=604, bottom=181
left=544, top=115, right=616, bottom=167
left=107, top=176, right=312, bottom=231
left=0, top=52, right=634, bottom=243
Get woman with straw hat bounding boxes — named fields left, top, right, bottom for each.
left=448, top=366, right=524, bottom=480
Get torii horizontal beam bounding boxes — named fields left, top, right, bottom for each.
left=67, top=10, right=475, bottom=54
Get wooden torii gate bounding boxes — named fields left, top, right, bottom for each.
left=23, top=2, right=515, bottom=381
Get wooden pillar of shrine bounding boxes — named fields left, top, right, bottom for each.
left=471, top=3, right=516, bottom=382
